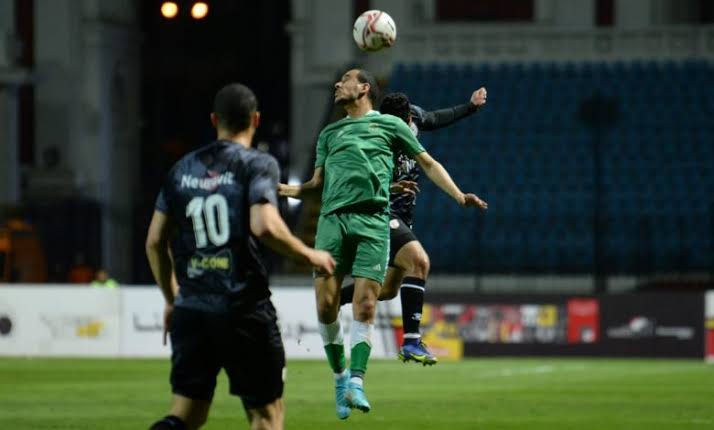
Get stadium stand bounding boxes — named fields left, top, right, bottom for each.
left=389, top=60, right=714, bottom=274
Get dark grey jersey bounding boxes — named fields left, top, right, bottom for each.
left=155, top=140, right=279, bottom=313
left=389, top=105, right=425, bottom=226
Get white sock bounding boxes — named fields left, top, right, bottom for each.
left=350, top=376, right=364, bottom=387
left=318, top=318, right=344, bottom=346
left=334, top=370, right=348, bottom=380
left=350, top=320, right=374, bottom=349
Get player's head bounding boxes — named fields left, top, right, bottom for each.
left=380, top=92, right=411, bottom=124
left=210, top=83, right=260, bottom=137
left=334, top=68, right=380, bottom=107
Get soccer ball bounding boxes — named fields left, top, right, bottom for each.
left=353, top=10, right=397, bottom=52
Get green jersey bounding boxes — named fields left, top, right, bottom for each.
left=315, top=111, right=425, bottom=215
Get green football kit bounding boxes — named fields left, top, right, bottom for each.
left=314, top=111, right=425, bottom=283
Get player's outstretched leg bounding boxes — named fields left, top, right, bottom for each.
left=394, top=242, right=437, bottom=366
left=319, top=318, right=351, bottom=420
left=397, top=276, right=437, bottom=366
left=315, top=275, right=351, bottom=420
left=346, top=277, right=379, bottom=412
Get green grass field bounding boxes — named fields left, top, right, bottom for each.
left=0, top=357, right=712, bottom=429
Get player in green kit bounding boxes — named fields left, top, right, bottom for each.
left=279, top=69, right=487, bottom=420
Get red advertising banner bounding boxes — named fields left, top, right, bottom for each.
left=567, top=298, right=600, bottom=344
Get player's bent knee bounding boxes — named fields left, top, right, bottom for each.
left=410, top=253, right=430, bottom=279
left=316, top=297, right=338, bottom=321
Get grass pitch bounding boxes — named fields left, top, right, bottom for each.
left=0, top=357, right=712, bottom=429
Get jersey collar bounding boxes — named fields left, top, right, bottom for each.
left=347, top=110, right=379, bottom=119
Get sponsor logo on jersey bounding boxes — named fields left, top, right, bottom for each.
left=187, top=249, right=233, bottom=278
left=180, top=171, right=235, bottom=191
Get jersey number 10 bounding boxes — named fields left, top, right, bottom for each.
left=186, top=195, right=230, bottom=248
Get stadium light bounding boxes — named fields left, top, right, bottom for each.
left=160, top=1, right=179, bottom=19
left=191, top=2, right=209, bottom=20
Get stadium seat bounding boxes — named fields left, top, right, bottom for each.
left=389, top=59, right=714, bottom=274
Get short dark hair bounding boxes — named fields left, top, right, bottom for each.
left=357, top=69, right=380, bottom=104
left=379, top=92, right=410, bottom=123
left=213, top=83, right=258, bottom=134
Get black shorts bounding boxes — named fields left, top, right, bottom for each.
left=388, top=216, right=418, bottom=267
left=169, top=300, right=285, bottom=408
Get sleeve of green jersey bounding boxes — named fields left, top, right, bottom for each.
left=314, top=131, right=327, bottom=168
left=393, top=118, right=426, bottom=156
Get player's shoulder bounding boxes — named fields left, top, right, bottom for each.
left=376, top=113, right=411, bottom=132
left=371, top=112, right=401, bottom=126
left=174, top=140, right=222, bottom=166
left=167, top=144, right=205, bottom=178
left=242, top=148, right=279, bottom=174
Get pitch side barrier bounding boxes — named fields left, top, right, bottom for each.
left=0, top=285, right=401, bottom=359
left=423, top=292, right=707, bottom=359
left=0, top=285, right=712, bottom=360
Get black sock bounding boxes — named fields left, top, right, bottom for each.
left=400, top=277, right=425, bottom=344
left=149, top=415, right=186, bottom=430
left=340, top=283, right=355, bottom=306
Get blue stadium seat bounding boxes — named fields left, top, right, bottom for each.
left=389, top=60, right=714, bottom=273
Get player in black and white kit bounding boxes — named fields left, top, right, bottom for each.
left=145, top=83, right=335, bottom=430
left=341, top=88, right=488, bottom=365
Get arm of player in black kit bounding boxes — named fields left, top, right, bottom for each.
left=249, top=204, right=333, bottom=274
left=414, top=151, right=488, bottom=210
left=146, top=209, right=177, bottom=346
left=415, top=87, right=487, bottom=131
left=277, top=167, right=324, bottom=200
left=146, top=210, right=176, bottom=305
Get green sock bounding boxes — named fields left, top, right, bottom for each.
left=324, top=343, right=346, bottom=373
left=349, top=342, right=372, bottom=377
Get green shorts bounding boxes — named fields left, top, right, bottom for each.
left=314, top=211, right=390, bottom=284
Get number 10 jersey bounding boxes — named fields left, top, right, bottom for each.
left=154, top=140, right=280, bottom=313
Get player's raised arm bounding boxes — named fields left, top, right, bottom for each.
left=416, top=87, right=487, bottom=131
left=414, top=152, right=487, bottom=209
left=278, top=167, right=324, bottom=199
left=392, top=117, right=487, bottom=209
